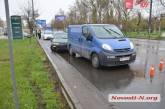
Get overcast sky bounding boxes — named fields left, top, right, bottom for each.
left=1, top=0, right=165, bottom=23
left=0, top=0, right=75, bottom=23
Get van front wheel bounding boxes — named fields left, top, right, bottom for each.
left=92, top=53, right=100, bottom=69
left=69, top=46, right=75, bottom=56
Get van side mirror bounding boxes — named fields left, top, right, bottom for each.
left=86, top=33, right=93, bottom=41
left=50, top=38, right=53, bottom=42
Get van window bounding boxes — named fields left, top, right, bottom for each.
left=82, top=26, right=88, bottom=38
left=91, top=25, right=124, bottom=39
left=71, top=27, right=81, bottom=33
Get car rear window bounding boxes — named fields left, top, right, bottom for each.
left=70, top=27, right=81, bottom=33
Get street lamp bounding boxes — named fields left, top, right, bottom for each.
left=31, top=0, right=37, bottom=37
left=148, top=0, right=153, bottom=39
left=32, top=0, right=35, bottom=20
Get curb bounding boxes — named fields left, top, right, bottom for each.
left=38, top=40, right=83, bottom=109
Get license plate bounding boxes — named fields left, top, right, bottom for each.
left=120, top=57, right=130, bottom=61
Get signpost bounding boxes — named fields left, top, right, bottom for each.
left=4, top=0, right=19, bottom=109
left=11, top=15, right=23, bottom=39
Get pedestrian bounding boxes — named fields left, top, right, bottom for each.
left=38, top=29, right=41, bottom=39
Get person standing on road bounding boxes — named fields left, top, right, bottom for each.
left=38, top=29, right=41, bottom=39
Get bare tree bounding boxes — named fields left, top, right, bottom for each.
left=65, top=0, right=150, bottom=31
left=21, top=0, right=39, bottom=34
left=88, top=0, right=98, bottom=23
left=66, top=0, right=117, bottom=24
left=67, top=4, right=78, bottom=24
left=75, top=0, right=89, bottom=23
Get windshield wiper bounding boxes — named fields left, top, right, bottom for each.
left=103, top=27, right=124, bottom=38
left=103, top=27, right=118, bottom=39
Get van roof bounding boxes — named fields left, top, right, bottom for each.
left=68, top=25, right=82, bottom=27
left=68, top=24, right=115, bottom=27
left=83, top=24, right=114, bottom=26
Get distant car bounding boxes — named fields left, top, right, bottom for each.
left=53, top=31, right=65, bottom=36
left=43, top=30, right=54, bottom=40
left=23, top=32, right=31, bottom=38
left=50, top=32, right=68, bottom=52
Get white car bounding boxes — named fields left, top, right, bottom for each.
left=23, top=32, right=30, bottom=38
left=43, top=30, right=54, bottom=40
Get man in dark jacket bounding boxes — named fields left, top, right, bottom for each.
left=38, top=29, right=41, bottom=39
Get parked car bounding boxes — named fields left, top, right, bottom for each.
left=68, top=24, right=136, bottom=68
left=50, top=32, right=68, bottom=52
left=23, top=32, right=31, bottom=38
left=43, top=30, right=54, bottom=40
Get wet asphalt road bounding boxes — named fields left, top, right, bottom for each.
left=42, top=39, right=165, bottom=109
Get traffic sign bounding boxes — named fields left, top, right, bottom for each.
left=55, top=15, right=66, bottom=22
left=35, top=19, right=46, bottom=28
left=11, top=16, right=23, bottom=39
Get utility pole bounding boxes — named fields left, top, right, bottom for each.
left=31, top=0, right=35, bottom=39
left=31, top=0, right=35, bottom=34
left=32, top=0, right=35, bottom=21
left=148, top=0, right=153, bottom=39
left=4, top=0, right=19, bottom=109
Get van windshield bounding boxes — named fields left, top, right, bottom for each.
left=91, top=25, right=124, bottom=39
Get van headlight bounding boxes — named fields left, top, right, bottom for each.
left=102, top=44, right=113, bottom=51
left=130, top=42, right=134, bottom=49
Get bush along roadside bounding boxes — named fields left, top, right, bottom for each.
left=124, top=31, right=165, bottom=40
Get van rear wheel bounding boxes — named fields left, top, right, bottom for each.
left=92, top=53, right=100, bottom=69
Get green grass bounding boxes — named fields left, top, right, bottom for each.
left=0, top=38, right=66, bottom=109
left=125, top=31, right=165, bottom=40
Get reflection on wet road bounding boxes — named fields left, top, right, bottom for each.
left=43, top=39, right=165, bottom=109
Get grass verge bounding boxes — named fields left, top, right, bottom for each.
left=0, top=38, right=68, bottom=109
left=125, top=31, right=165, bottom=40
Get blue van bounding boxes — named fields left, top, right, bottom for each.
left=67, top=24, right=136, bottom=68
